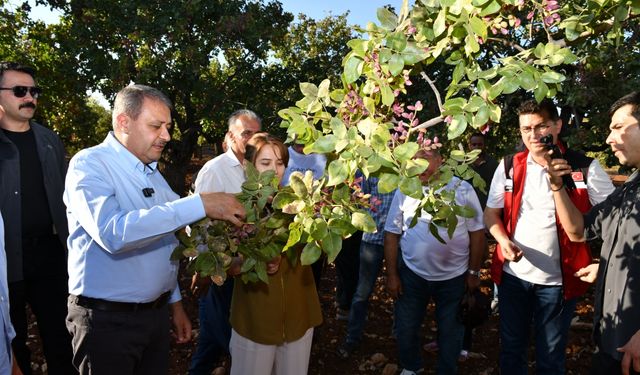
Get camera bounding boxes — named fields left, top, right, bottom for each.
left=539, top=134, right=575, bottom=190
left=539, top=134, right=562, bottom=159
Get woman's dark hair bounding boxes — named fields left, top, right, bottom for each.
left=245, top=132, right=289, bottom=167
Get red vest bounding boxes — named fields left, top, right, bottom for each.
left=490, top=147, right=593, bottom=300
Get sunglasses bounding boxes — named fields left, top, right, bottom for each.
left=0, top=86, right=42, bottom=99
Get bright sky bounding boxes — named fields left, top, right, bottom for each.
left=21, top=0, right=411, bottom=28
left=279, top=0, right=409, bottom=27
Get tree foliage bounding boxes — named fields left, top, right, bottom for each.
left=272, top=0, right=639, bottom=256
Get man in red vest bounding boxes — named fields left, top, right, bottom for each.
left=548, top=91, right=640, bottom=375
left=484, top=99, right=614, bottom=374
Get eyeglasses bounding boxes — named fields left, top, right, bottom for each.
left=0, top=86, right=42, bottom=99
left=520, top=122, right=552, bottom=134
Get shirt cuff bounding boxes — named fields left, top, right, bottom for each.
left=169, top=284, right=181, bottom=304
left=171, top=194, right=206, bottom=226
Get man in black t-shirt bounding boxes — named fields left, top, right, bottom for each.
left=0, top=62, right=75, bottom=375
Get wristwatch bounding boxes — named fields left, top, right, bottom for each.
left=467, top=269, right=480, bottom=277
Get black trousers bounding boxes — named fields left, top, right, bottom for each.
left=334, top=231, right=362, bottom=310
left=9, top=277, right=76, bottom=375
left=66, top=298, right=170, bottom=375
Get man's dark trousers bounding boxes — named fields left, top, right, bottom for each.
left=9, top=235, right=75, bottom=375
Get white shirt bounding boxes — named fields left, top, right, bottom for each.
left=194, top=149, right=245, bottom=194
left=384, top=178, right=484, bottom=281
left=486, top=154, right=614, bottom=285
left=282, top=146, right=327, bottom=186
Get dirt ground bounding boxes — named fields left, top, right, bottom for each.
left=25, top=244, right=596, bottom=375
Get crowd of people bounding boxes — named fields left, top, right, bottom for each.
left=0, top=59, right=638, bottom=375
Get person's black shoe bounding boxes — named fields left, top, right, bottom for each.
left=337, top=342, right=358, bottom=359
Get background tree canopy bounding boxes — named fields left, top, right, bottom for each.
left=1, top=0, right=639, bottom=195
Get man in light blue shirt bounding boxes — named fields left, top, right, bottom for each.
left=0, top=105, right=22, bottom=375
left=0, top=212, right=20, bottom=375
left=63, top=84, right=245, bottom=375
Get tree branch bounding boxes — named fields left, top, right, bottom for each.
left=420, top=72, right=444, bottom=112
left=413, top=116, right=444, bottom=131
left=486, top=37, right=526, bottom=52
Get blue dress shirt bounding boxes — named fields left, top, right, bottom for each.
left=64, top=132, right=205, bottom=304
left=0, top=213, right=16, bottom=373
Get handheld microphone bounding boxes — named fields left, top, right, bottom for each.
left=142, top=188, right=155, bottom=198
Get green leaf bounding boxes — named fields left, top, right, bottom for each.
left=453, top=204, right=477, bottom=218
left=299, top=82, right=318, bottom=99
left=330, top=117, right=347, bottom=138
left=389, top=54, right=404, bottom=76
left=541, top=71, right=565, bottom=83
left=464, top=34, right=480, bottom=56
left=393, top=142, right=419, bottom=161
left=347, top=39, right=368, bottom=58
left=464, top=95, right=485, bottom=112
left=311, top=134, right=337, bottom=153
left=327, top=159, right=349, bottom=186
left=381, top=83, right=394, bottom=106
left=479, top=0, right=501, bottom=16
left=473, top=105, right=490, bottom=127
left=488, top=103, right=502, bottom=122
left=518, top=70, right=536, bottom=90
left=377, top=7, right=399, bottom=30
left=447, top=114, right=467, bottom=139
left=272, top=191, right=297, bottom=209
left=378, top=173, right=400, bottom=193
left=282, top=200, right=306, bottom=214
left=402, top=42, right=428, bottom=65
left=433, top=10, right=447, bottom=37
left=357, top=117, right=377, bottom=140
left=244, top=162, right=259, bottom=183
left=534, top=81, right=549, bottom=102
left=351, top=211, right=377, bottom=232
left=501, top=76, right=519, bottom=94
left=399, top=176, right=423, bottom=199
left=289, top=174, right=309, bottom=198
left=310, top=218, right=328, bottom=240
left=405, top=158, right=429, bottom=177
left=446, top=212, right=458, bottom=239
left=469, top=16, right=487, bottom=39
left=429, top=222, right=446, bottom=243
left=386, top=32, right=407, bottom=52
left=344, top=55, right=363, bottom=84
left=301, top=241, right=322, bottom=265
left=330, top=89, right=346, bottom=102
left=331, top=184, right=350, bottom=204
left=321, top=232, right=342, bottom=263
left=317, top=79, right=330, bottom=98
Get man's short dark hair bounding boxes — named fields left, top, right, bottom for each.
left=0, top=62, right=36, bottom=85
left=609, top=91, right=640, bottom=123
left=517, top=99, right=560, bottom=121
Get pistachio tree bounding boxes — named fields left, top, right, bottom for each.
left=275, top=0, right=639, bottom=262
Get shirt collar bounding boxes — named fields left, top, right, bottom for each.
left=225, top=148, right=242, bottom=167
left=105, top=132, right=158, bottom=175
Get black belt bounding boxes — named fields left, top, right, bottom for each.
left=70, top=291, right=171, bottom=312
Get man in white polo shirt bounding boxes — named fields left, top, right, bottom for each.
left=484, top=99, right=614, bottom=375
left=384, top=149, right=485, bottom=375
left=189, top=109, right=261, bottom=375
